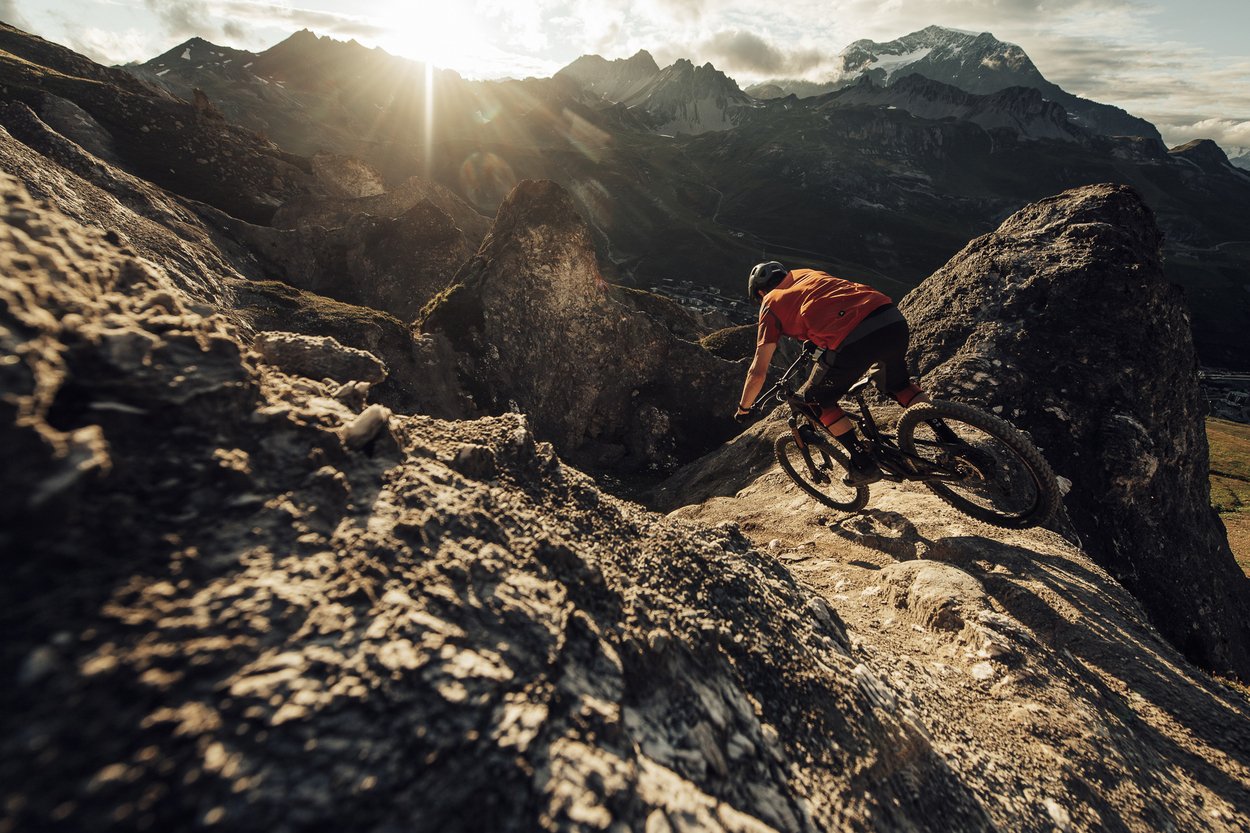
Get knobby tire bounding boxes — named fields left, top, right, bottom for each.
left=774, top=433, right=869, bottom=512
left=897, top=400, right=1060, bottom=529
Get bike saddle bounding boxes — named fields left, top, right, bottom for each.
left=846, top=367, right=884, bottom=398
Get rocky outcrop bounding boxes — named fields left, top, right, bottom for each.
left=214, top=197, right=473, bottom=322
left=900, top=183, right=1250, bottom=679
left=421, top=179, right=741, bottom=471
left=272, top=174, right=491, bottom=248
left=2, top=171, right=1005, bottom=833
left=229, top=278, right=469, bottom=417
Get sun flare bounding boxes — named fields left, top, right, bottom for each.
left=376, top=1, right=483, bottom=72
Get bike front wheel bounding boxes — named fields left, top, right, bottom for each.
left=897, top=401, right=1060, bottom=529
left=774, top=432, right=869, bottom=512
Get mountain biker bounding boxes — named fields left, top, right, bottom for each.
left=734, top=261, right=936, bottom=486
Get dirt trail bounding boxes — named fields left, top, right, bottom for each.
left=669, top=461, right=1250, bottom=831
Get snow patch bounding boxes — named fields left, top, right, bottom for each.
left=180, top=48, right=191, bottom=61
left=157, top=69, right=170, bottom=77
left=872, top=48, right=934, bottom=80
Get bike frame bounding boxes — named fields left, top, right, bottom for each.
left=755, top=350, right=968, bottom=485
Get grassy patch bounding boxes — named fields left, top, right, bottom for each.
left=1208, top=418, right=1250, bottom=576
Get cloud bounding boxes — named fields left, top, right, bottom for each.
left=138, top=0, right=387, bottom=45
left=1156, top=118, right=1250, bottom=152
left=64, top=26, right=157, bottom=65
left=141, top=0, right=211, bottom=38
left=698, top=30, right=825, bottom=76
left=0, top=0, right=30, bottom=29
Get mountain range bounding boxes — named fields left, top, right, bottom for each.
left=747, top=25, right=1162, bottom=141
left=112, top=25, right=1250, bottom=370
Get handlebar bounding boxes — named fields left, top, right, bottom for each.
left=750, top=348, right=814, bottom=414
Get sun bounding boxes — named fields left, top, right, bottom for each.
left=374, top=1, right=483, bottom=73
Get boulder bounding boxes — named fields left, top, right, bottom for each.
left=421, top=179, right=741, bottom=472
left=900, top=182, right=1250, bottom=679
left=252, top=331, right=387, bottom=385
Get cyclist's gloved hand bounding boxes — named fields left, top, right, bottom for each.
left=733, top=405, right=754, bottom=424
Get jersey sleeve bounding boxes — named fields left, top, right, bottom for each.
left=757, top=304, right=782, bottom=346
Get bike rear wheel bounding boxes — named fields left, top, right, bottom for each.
left=774, top=432, right=869, bottom=512
left=897, top=401, right=1059, bottom=529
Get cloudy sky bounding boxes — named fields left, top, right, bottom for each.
left=4, top=0, right=1248, bottom=151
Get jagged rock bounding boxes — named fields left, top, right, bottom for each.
left=2, top=171, right=1004, bottom=833
left=215, top=198, right=472, bottom=321
left=420, top=179, right=740, bottom=471
left=900, top=182, right=1250, bottom=679
left=272, top=173, right=490, bottom=248
left=230, top=278, right=469, bottom=418
left=252, top=331, right=387, bottom=384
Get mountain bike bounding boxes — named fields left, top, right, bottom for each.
left=751, top=347, right=1060, bottom=529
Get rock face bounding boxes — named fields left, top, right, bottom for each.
left=621, top=58, right=757, bottom=135
left=421, top=179, right=741, bottom=471
left=216, top=197, right=474, bottom=322
left=900, top=183, right=1250, bottom=679
left=555, top=50, right=662, bottom=102
left=1, top=172, right=1002, bottom=833
left=824, top=74, right=1085, bottom=142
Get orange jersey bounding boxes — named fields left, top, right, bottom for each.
left=757, top=269, right=892, bottom=350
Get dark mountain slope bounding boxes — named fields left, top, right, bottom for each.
left=0, top=25, right=315, bottom=224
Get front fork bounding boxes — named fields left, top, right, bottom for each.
left=788, top=415, right=830, bottom=484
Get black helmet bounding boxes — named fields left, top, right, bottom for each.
left=748, top=261, right=787, bottom=301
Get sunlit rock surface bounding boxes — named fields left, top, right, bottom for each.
left=421, top=179, right=740, bottom=472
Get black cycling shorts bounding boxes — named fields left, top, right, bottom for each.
left=797, top=315, right=913, bottom=408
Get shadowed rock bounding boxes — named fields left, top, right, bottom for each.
left=900, top=182, right=1250, bottom=680
left=215, top=197, right=474, bottom=322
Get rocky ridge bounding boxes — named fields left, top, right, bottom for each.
left=0, top=23, right=318, bottom=224
left=2, top=169, right=1005, bottom=833
left=421, top=179, right=741, bottom=471
left=828, top=26, right=1162, bottom=141
left=823, top=74, right=1086, bottom=143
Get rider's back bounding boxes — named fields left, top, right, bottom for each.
left=759, top=269, right=891, bottom=350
